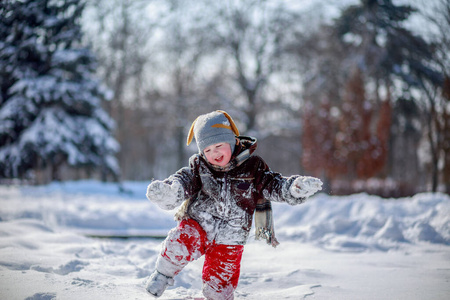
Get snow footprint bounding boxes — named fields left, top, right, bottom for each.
left=54, top=259, right=89, bottom=275
left=31, top=259, right=89, bottom=275
left=24, top=292, right=57, bottom=300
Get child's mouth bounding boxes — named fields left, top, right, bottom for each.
left=215, top=156, right=223, bottom=163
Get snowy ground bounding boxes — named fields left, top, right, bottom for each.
left=0, top=180, right=449, bottom=300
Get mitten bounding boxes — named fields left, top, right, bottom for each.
left=290, top=176, right=323, bottom=198
left=146, top=180, right=183, bottom=210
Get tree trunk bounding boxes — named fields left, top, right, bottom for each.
left=426, top=111, right=439, bottom=192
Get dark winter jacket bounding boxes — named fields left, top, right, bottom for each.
left=165, top=136, right=303, bottom=245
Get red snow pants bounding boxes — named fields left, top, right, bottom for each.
left=158, top=218, right=244, bottom=299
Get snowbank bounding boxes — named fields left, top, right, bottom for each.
left=1, top=181, right=448, bottom=249
left=274, top=192, right=450, bottom=251
left=0, top=181, right=177, bottom=237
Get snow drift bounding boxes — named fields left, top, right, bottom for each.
left=1, top=181, right=448, bottom=249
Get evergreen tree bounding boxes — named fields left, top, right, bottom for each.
left=334, top=0, right=444, bottom=192
left=0, top=0, right=119, bottom=182
left=334, top=0, right=443, bottom=90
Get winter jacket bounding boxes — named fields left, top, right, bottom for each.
left=163, top=136, right=303, bottom=245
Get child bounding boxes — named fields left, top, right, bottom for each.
left=145, top=110, right=322, bottom=299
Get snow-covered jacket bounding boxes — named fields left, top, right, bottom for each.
left=159, top=136, right=304, bottom=245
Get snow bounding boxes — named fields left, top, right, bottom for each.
left=0, top=180, right=449, bottom=299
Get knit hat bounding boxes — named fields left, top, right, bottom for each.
left=187, top=110, right=240, bottom=154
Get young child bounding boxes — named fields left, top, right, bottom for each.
left=145, top=110, right=322, bottom=299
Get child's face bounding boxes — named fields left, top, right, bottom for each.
left=203, top=142, right=232, bottom=167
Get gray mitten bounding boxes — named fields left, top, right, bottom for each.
left=289, top=176, right=323, bottom=198
left=146, top=180, right=183, bottom=210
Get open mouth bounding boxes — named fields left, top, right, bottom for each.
left=215, top=156, right=224, bottom=163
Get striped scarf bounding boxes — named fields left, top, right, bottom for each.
left=254, top=198, right=280, bottom=248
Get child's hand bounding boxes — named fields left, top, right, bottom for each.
left=290, top=176, right=323, bottom=198
left=146, top=180, right=182, bottom=209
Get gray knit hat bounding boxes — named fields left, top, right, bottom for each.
left=187, top=110, right=240, bottom=154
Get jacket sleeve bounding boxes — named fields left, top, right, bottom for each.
left=166, top=154, right=202, bottom=200
left=254, top=156, right=306, bottom=205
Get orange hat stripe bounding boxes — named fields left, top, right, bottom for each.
left=211, top=124, right=233, bottom=131
left=216, top=110, right=240, bottom=136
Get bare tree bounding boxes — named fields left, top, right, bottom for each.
left=142, top=0, right=307, bottom=175
left=417, top=0, right=450, bottom=193
left=83, top=0, right=155, bottom=179
left=193, top=0, right=303, bottom=133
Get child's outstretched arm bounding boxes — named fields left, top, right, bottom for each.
left=146, top=156, right=202, bottom=210
left=256, top=157, right=322, bottom=205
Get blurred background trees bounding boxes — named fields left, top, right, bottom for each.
left=0, top=0, right=448, bottom=196
left=299, top=0, right=447, bottom=195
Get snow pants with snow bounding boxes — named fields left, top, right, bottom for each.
left=155, top=218, right=244, bottom=300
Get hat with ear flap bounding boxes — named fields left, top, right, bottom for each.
left=187, top=110, right=240, bottom=154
